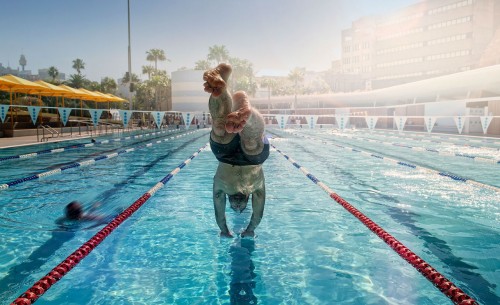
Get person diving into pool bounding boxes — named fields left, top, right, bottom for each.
left=203, top=63, right=269, bottom=238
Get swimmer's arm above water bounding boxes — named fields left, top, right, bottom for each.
left=242, top=186, right=265, bottom=238
left=213, top=188, right=233, bottom=238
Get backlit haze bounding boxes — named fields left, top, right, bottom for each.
left=1, top=0, right=416, bottom=81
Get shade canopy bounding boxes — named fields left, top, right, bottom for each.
left=34, top=80, right=73, bottom=97
left=0, top=75, right=127, bottom=104
left=0, top=74, right=48, bottom=94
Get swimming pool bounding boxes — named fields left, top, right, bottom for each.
left=0, top=127, right=498, bottom=305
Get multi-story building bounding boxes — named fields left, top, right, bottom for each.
left=340, top=0, right=500, bottom=90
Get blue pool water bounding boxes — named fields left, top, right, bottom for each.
left=0, top=127, right=498, bottom=305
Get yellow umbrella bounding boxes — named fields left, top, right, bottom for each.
left=0, top=75, right=49, bottom=127
left=58, top=85, right=94, bottom=118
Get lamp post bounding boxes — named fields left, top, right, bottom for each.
left=127, top=0, right=132, bottom=110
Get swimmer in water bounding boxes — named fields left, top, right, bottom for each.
left=203, top=63, right=269, bottom=238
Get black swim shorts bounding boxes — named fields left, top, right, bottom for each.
left=209, top=133, right=269, bottom=166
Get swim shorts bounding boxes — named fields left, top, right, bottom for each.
left=210, top=134, right=269, bottom=166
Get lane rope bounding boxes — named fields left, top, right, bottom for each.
left=372, top=129, right=500, bottom=146
left=0, top=130, right=206, bottom=191
left=0, top=129, right=182, bottom=163
left=367, top=129, right=500, bottom=151
left=278, top=129, right=500, bottom=193
left=330, top=131, right=499, bottom=164
left=10, top=143, right=209, bottom=305
left=271, top=142, right=478, bottom=305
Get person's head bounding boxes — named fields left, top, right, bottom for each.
left=65, top=201, right=83, bottom=220
left=228, top=192, right=250, bottom=213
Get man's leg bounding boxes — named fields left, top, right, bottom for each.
left=230, top=91, right=265, bottom=156
left=203, top=63, right=235, bottom=144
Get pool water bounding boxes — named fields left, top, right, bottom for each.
left=0, top=127, right=498, bottom=305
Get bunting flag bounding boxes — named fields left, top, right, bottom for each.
left=394, top=116, right=407, bottom=133
left=0, top=105, right=9, bottom=123
left=364, top=116, right=379, bottom=131
left=275, top=115, right=289, bottom=129
left=424, top=116, right=437, bottom=133
left=479, top=116, right=492, bottom=134
left=26, top=106, right=42, bottom=126
left=119, top=110, right=132, bottom=127
left=335, top=115, right=349, bottom=131
left=305, top=115, right=318, bottom=129
left=151, top=111, right=166, bottom=128
left=58, top=107, right=72, bottom=126
left=453, top=116, right=466, bottom=134
left=182, top=112, right=192, bottom=129
left=89, top=109, right=104, bottom=127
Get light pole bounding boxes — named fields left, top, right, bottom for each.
left=127, top=0, right=132, bottom=110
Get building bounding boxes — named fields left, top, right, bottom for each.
left=340, top=0, right=500, bottom=90
left=171, top=69, right=206, bottom=112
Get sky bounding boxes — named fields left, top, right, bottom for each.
left=0, top=0, right=418, bottom=82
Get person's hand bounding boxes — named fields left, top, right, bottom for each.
left=220, top=231, right=234, bottom=238
left=241, top=230, right=255, bottom=238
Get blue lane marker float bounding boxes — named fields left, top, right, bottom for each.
left=0, top=130, right=205, bottom=191
left=0, top=129, right=186, bottom=163
left=277, top=129, right=500, bottom=193
left=331, top=131, right=500, bottom=164
left=377, top=129, right=500, bottom=146
left=368, top=129, right=500, bottom=151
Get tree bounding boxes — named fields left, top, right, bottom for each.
left=122, top=72, right=140, bottom=83
left=48, top=66, right=59, bottom=82
left=67, top=74, right=86, bottom=89
left=288, top=68, right=305, bottom=110
left=194, top=60, right=212, bottom=70
left=101, top=77, right=117, bottom=93
left=72, top=58, right=85, bottom=75
left=229, top=57, right=256, bottom=95
left=142, top=65, right=155, bottom=80
left=207, top=45, right=229, bottom=65
left=260, top=78, right=278, bottom=111
left=146, top=49, right=168, bottom=71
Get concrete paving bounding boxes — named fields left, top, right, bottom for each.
left=0, top=134, right=92, bottom=149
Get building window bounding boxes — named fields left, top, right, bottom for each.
left=428, top=16, right=472, bottom=30
left=428, top=0, right=473, bottom=15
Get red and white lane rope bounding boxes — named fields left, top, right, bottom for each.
left=10, top=143, right=209, bottom=305
left=271, top=143, right=478, bottom=305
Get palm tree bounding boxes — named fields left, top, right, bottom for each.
left=146, top=49, right=168, bottom=71
left=48, top=66, right=59, bottom=82
left=101, top=77, right=117, bottom=93
left=260, top=78, right=277, bottom=112
left=288, top=68, right=305, bottom=110
left=122, top=72, right=140, bottom=83
left=72, top=58, right=85, bottom=75
left=67, top=74, right=86, bottom=88
left=208, top=45, right=229, bottom=65
left=194, top=60, right=212, bottom=70
left=142, top=65, right=155, bottom=80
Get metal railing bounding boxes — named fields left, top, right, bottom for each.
left=37, top=125, right=60, bottom=142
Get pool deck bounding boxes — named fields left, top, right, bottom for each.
left=0, top=134, right=92, bottom=149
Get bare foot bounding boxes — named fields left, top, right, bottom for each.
left=203, top=63, right=232, bottom=97
left=226, top=91, right=252, bottom=133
